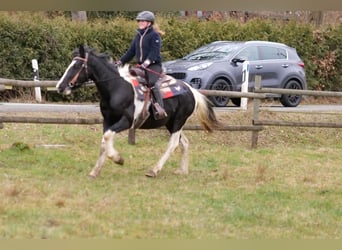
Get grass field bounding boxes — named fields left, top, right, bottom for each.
left=0, top=110, right=341, bottom=239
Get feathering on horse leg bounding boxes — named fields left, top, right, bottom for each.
left=103, top=130, right=124, bottom=165
left=145, top=131, right=181, bottom=177
left=89, top=138, right=107, bottom=178
left=174, top=131, right=189, bottom=175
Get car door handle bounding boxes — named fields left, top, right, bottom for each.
left=282, top=64, right=289, bottom=68
left=255, top=65, right=263, bottom=69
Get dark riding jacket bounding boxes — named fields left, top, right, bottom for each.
left=120, top=26, right=162, bottom=65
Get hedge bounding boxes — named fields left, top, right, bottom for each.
left=0, top=12, right=341, bottom=101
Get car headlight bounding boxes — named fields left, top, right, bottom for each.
left=187, top=62, right=213, bottom=71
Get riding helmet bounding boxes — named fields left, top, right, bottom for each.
left=136, top=11, right=155, bottom=24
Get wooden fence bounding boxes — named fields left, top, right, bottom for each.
left=1, top=76, right=342, bottom=148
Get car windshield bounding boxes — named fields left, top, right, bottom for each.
left=182, top=43, right=240, bottom=61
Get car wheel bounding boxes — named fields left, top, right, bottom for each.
left=209, top=79, right=231, bottom=107
left=280, top=80, right=303, bottom=107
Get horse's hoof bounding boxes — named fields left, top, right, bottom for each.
left=88, top=174, right=96, bottom=179
left=116, top=157, right=124, bottom=165
left=145, top=169, right=157, bottom=178
left=174, top=169, right=189, bottom=175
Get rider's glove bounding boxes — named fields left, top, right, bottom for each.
left=141, top=59, right=151, bottom=69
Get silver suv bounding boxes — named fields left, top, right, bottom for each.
left=163, top=41, right=307, bottom=107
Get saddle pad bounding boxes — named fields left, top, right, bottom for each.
left=130, top=76, right=187, bottom=101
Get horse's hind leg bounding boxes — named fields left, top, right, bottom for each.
left=145, top=131, right=181, bottom=177
left=174, top=131, right=189, bottom=175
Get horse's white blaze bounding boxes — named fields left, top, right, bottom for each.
left=56, top=60, right=77, bottom=89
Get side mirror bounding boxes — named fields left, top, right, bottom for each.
left=232, top=58, right=246, bottom=64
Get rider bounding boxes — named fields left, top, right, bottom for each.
left=117, top=11, right=167, bottom=120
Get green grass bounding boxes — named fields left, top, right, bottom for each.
left=0, top=111, right=341, bottom=239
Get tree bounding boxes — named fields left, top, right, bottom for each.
left=309, top=11, right=323, bottom=26
left=71, top=11, right=87, bottom=22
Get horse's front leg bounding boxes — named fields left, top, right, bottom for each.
left=103, top=130, right=124, bottom=164
left=88, top=130, right=123, bottom=178
left=145, top=130, right=182, bottom=177
left=104, top=114, right=134, bottom=165
left=89, top=137, right=107, bottom=178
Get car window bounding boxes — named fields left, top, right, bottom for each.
left=259, top=46, right=287, bottom=60
left=236, top=46, right=259, bottom=61
left=183, top=43, right=240, bottom=61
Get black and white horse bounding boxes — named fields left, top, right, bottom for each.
left=56, top=45, right=220, bottom=178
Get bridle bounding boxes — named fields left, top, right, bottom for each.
left=68, top=53, right=89, bottom=87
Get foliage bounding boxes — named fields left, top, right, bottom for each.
left=0, top=12, right=341, bottom=102
left=313, top=24, right=342, bottom=90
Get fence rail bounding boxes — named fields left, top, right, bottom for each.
left=255, top=87, right=342, bottom=97
left=0, top=78, right=57, bottom=88
left=253, top=120, right=342, bottom=128
left=1, top=75, right=341, bottom=148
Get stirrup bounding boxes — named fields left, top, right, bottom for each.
left=152, top=103, right=167, bottom=120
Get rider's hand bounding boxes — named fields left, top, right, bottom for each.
left=141, top=59, right=150, bottom=69
left=115, top=60, right=122, bottom=66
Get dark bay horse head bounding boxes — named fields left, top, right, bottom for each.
left=56, top=45, right=92, bottom=95
left=57, top=45, right=117, bottom=95
left=56, top=45, right=220, bottom=178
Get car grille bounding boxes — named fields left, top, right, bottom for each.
left=167, top=72, right=186, bottom=80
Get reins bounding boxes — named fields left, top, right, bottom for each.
left=136, top=64, right=165, bottom=77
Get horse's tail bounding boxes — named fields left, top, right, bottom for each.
left=192, top=89, right=221, bottom=132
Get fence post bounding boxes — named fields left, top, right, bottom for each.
left=240, top=60, right=250, bottom=110
left=32, top=59, right=42, bottom=103
left=251, top=75, right=262, bottom=148
left=128, top=128, right=135, bottom=145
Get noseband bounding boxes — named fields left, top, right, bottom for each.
left=69, top=53, right=89, bottom=87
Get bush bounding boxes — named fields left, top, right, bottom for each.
left=0, top=12, right=341, bottom=102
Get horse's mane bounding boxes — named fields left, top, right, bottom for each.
left=78, top=46, right=120, bottom=74
left=95, top=52, right=118, bottom=73
left=73, top=46, right=131, bottom=78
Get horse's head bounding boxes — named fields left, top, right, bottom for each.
left=56, top=45, right=89, bottom=95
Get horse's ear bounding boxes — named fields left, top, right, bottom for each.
left=79, top=45, right=85, bottom=58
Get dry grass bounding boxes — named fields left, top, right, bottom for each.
left=0, top=108, right=341, bottom=239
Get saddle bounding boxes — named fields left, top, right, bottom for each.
left=129, top=66, right=166, bottom=127
left=129, top=66, right=172, bottom=87
left=128, top=66, right=186, bottom=128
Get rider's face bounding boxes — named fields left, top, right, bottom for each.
left=138, top=20, right=150, bottom=29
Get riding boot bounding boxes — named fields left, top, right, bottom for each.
left=151, top=85, right=167, bottom=120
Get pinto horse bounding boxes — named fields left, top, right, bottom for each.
left=56, top=45, right=220, bottom=178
